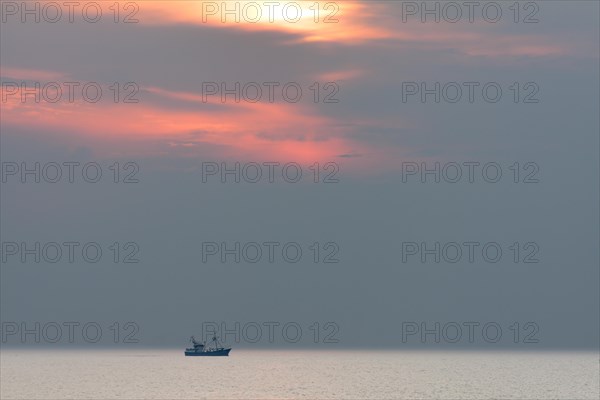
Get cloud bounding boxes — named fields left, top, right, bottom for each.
left=136, top=1, right=389, bottom=44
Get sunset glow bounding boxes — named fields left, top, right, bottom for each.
left=0, top=1, right=593, bottom=170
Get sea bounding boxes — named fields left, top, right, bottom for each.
left=1, top=349, right=598, bottom=399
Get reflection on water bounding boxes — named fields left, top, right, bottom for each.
left=1, top=349, right=598, bottom=399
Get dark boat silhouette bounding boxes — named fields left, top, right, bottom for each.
left=184, top=336, right=231, bottom=356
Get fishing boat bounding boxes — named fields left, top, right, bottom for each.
left=184, top=336, right=231, bottom=356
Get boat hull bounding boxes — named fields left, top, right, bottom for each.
left=185, top=349, right=231, bottom=357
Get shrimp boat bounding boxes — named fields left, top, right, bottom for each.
left=184, top=336, right=231, bottom=356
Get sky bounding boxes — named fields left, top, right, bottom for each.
left=0, top=0, right=598, bottom=349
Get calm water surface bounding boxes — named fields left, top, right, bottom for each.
left=1, top=350, right=598, bottom=399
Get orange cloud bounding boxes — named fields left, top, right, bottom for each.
left=0, top=67, right=67, bottom=81
left=137, top=0, right=389, bottom=44
left=317, top=69, right=365, bottom=82
left=16, top=1, right=574, bottom=57
left=132, top=1, right=568, bottom=57
left=0, top=83, right=374, bottom=165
